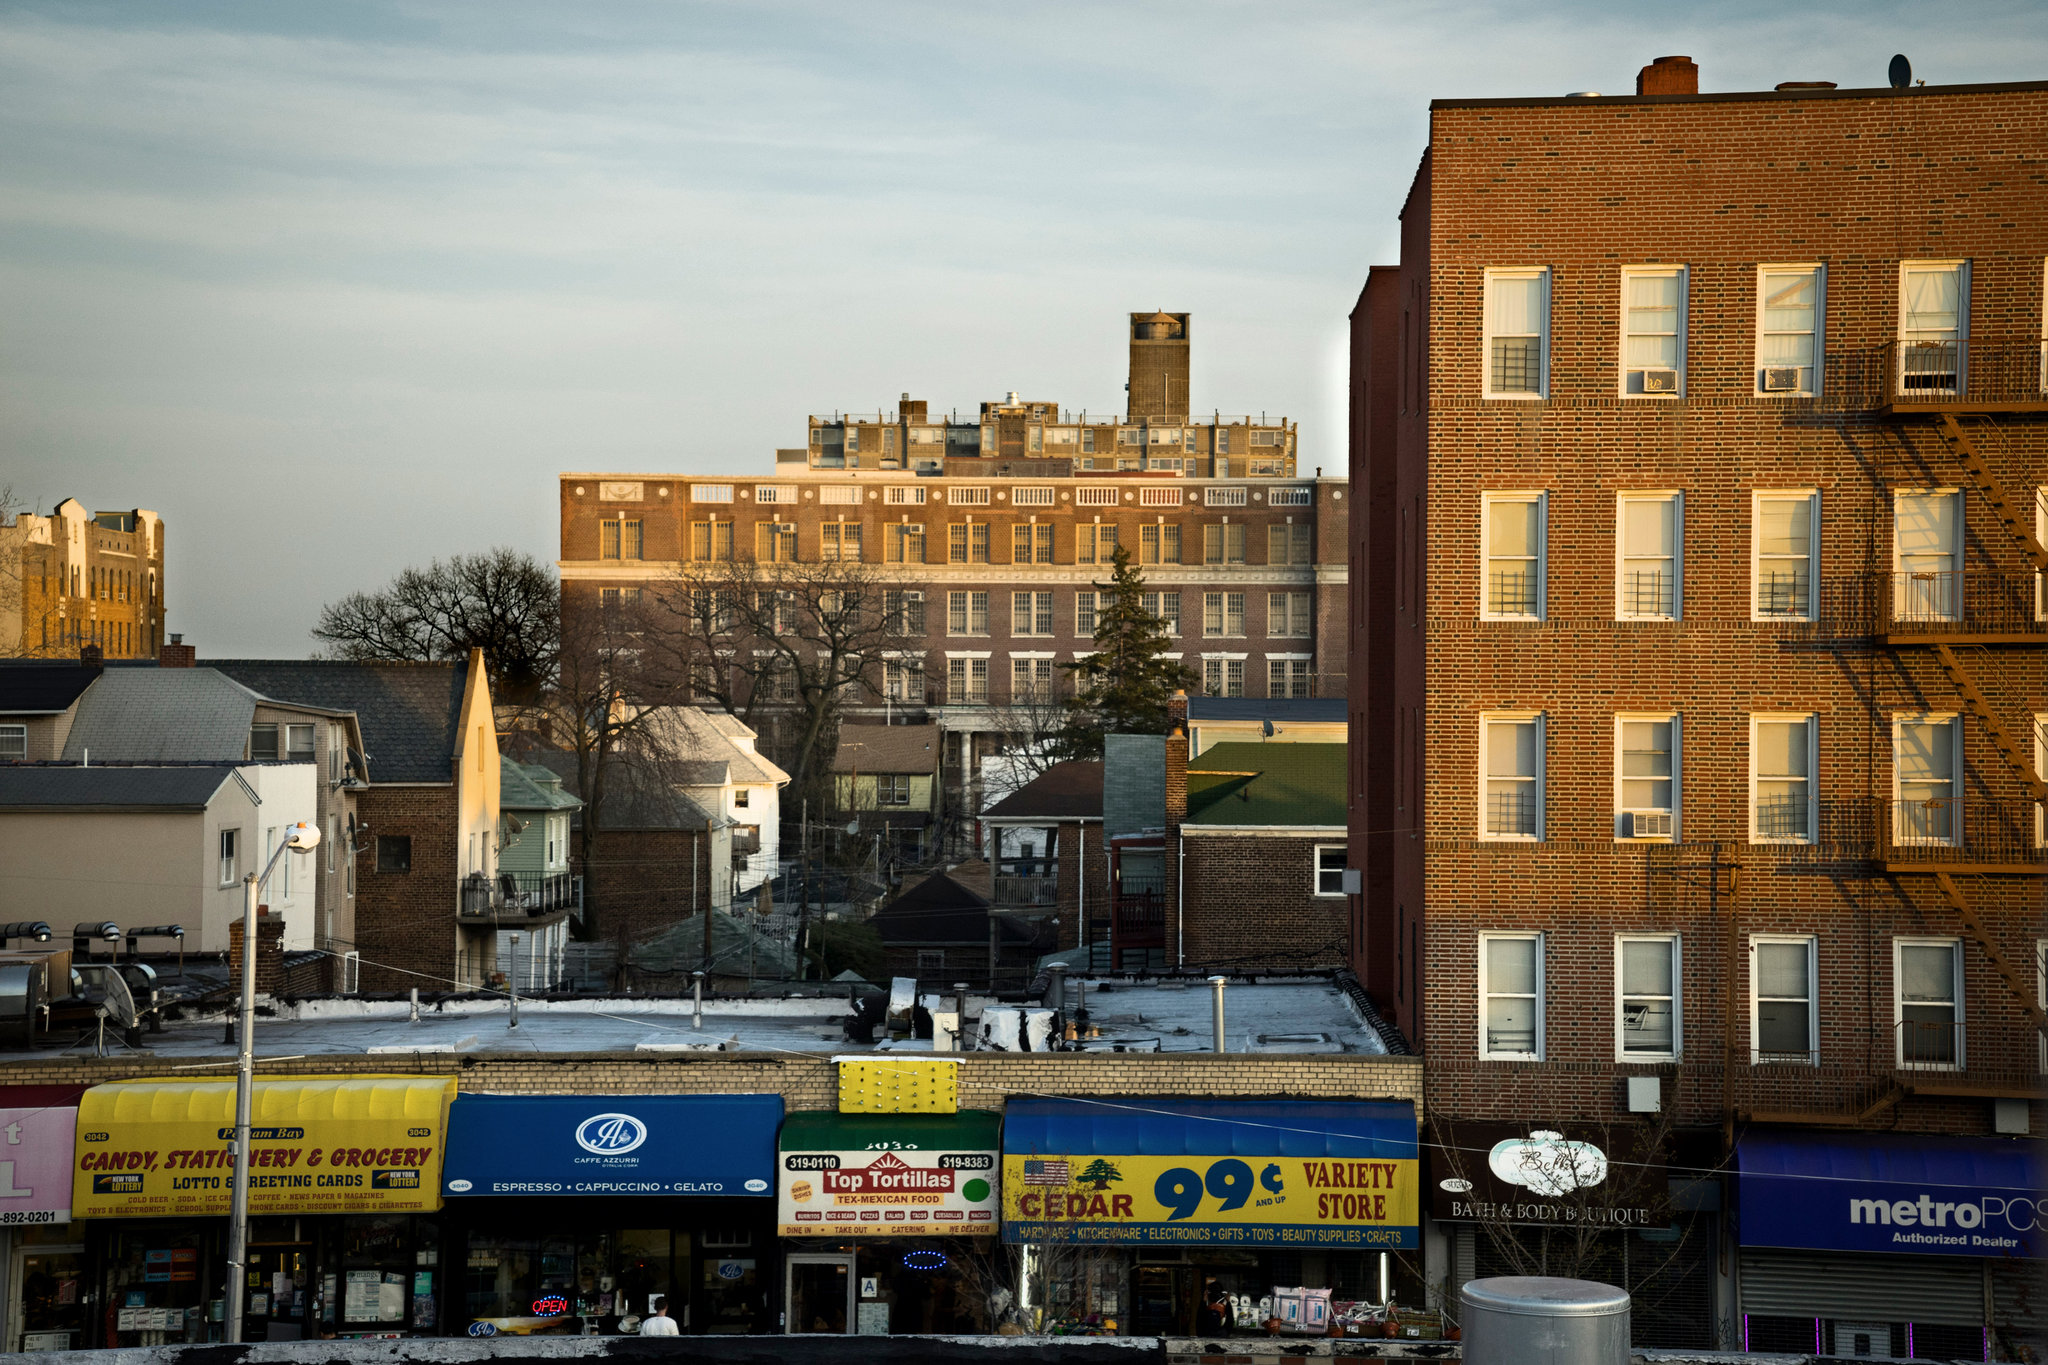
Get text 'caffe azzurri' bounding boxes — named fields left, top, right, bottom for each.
left=439, top=1094, right=781, bottom=1336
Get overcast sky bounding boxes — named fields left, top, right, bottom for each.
left=3, top=1, right=2042, bottom=655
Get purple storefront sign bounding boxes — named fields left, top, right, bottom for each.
left=0, top=1095, right=83, bottom=1225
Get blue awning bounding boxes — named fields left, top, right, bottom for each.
left=1737, top=1130, right=2044, bottom=1260
left=1003, top=1098, right=1416, bottom=1159
left=443, top=1094, right=781, bottom=1198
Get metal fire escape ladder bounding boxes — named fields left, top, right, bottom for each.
left=1933, top=872, right=2048, bottom=1035
left=1936, top=413, right=2048, bottom=573
left=1929, top=643, right=2048, bottom=805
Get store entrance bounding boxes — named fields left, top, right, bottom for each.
left=13, top=1242, right=87, bottom=1352
left=241, top=1243, right=311, bottom=1342
left=1130, top=1264, right=1190, bottom=1336
left=786, top=1255, right=854, bottom=1334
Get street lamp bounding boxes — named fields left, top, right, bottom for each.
left=224, top=820, right=319, bottom=1344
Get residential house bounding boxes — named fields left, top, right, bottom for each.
left=210, top=650, right=506, bottom=993
left=0, top=656, right=104, bottom=762
left=831, top=723, right=944, bottom=863
left=0, top=763, right=315, bottom=955
left=495, top=759, right=582, bottom=992
left=980, top=760, right=1104, bottom=957
left=637, top=707, right=789, bottom=898
left=869, top=866, right=1049, bottom=989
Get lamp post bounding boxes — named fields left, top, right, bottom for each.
left=225, top=820, right=320, bottom=1344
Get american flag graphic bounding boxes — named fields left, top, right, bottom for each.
left=1022, top=1160, right=1070, bottom=1186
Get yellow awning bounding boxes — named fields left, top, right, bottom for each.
left=74, top=1076, right=455, bottom=1219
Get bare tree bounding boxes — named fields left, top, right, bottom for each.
left=313, top=547, right=559, bottom=701
left=650, top=555, right=905, bottom=812
left=0, top=484, right=30, bottom=657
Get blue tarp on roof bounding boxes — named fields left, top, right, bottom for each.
left=1002, top=1097, right=1416, bottom=1160
left=1737, top=1130, right=2044, bottom=1259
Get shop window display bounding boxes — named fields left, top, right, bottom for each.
left=17, top=1235, right=88, bottom=1352
left=98, top=1226, right=214, bottom=1346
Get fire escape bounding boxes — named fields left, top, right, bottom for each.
left=1866, top=340, right=2047, bottom=1115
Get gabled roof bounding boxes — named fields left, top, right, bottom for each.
left=0, top=662, right=104, bottom=717
left=500, top=759, right=581, bottom=813
left=0, top=764, right=243, bottom=812
left=209, top=660, right=466, bottom=785
left=639, top=707, right=790, bottom=788
left=982, top=761, right=1103, bottom=822
left=522, top=746, right=715, bottom=832
left=1186, top=742, right=1346, bottom=827
left=1186, top=697, right=1346, bottom=725
left=832, top=724, right=942, bottom=774
left=870, top=869, right=1039, bottom=948
left=59, top=668, right=264, bottom=763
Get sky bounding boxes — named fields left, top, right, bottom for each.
left=3, top=1, right=2043, bottom=655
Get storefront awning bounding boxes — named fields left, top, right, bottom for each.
left=778, top=1110, right=1000, bottom=1237
left=1001, top=1098, right=1418, bottom=1248
left=74, top=1076, right=454, bottom=1219
left=442, top=1094, right=780, bottom=1198
left=1737, top=1130, right=2044, bottom=1260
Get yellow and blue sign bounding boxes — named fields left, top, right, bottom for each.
left=1001, top=1098, right=1418, bottom=1248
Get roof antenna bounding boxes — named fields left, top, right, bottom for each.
left=1888, top=54, right=1912, bottom=90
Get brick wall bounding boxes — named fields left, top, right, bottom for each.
left=1181, top=834, right=1349, bottom=972
left=353, top=786, right=460, bottom=994
left=576, top=826, right=713, bottom=947
left=1354, top=83, right=2047, bottom=1135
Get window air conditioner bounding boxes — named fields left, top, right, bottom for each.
left=1762, top=366, right=1802, bottom=392
left=1625, top=810, right=1673, bottom=838
left=1640, top=368, right=1680, bottom=393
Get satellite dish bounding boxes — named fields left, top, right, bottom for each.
left=82, top=966, right=138, bottom=1030
left=1889, top=54, right=1912, bottom=90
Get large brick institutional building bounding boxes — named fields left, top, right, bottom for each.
left=560, top=313, right=1351, bottom=833
left=1349, top=57, right=2044, bottom=1352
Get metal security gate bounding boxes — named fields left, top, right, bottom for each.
left=1739, top=1248, right=1984, bottom=1326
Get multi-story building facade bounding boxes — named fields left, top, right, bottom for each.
left=0, top=497, right=165, bottom=658
left=1350, top=58, right=2044, bottom=1354
left=560, top=313, right=1351, bottom=840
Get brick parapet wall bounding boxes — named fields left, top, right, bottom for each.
left=1181, top=834, right=1349, bottom=972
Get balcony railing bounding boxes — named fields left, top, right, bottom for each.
left=1882, top=798, right=2045, bottom=868
left=1877, top=339, right=2048, bottom=410
left=458, top=870, right=581, bottom=921
left=991, top=875, right=1059, bottom=910
left=1111, top=876, right=1167, bottom=949
left=1896, top=1019, right=1966, bottom=1070
left=1803, top=573, right=2046, bottom=638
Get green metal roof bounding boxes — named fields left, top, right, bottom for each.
left=780, top=1109, right=1001, bottom=1151
left=500, top=758, right=581, bottom=813
left=1185, top=741, right=1346, bottom=827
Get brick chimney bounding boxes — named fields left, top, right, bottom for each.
left=1164, top=691, right=1189, bottom=830
left=158, top=633, right=195, bottom=669
left=1636, top=55, right=1699, bottom=96
left=78, top=643, right=103, bottom=675
left=228, top=908, right=286, bottom=998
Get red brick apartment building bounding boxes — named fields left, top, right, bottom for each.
left=1349, top=57, right=2045, bottom=1353
left=559, top=313, right=1350, bottom=832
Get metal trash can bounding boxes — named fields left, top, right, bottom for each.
left=1460, top=1276, right=1630, bottom=1365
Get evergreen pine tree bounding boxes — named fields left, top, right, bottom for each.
left=1058, top=545, right=1199, bottom=758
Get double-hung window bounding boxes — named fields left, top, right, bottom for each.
left=888, top=522, right=927, bottom=564
left=758, top=521, right=798, bottom=562
left=1268, top=658, right=1313, bottom=698
left=1481, top=493, right=1545, bottom=620
left=0, top=724, right=25, bottom=761
left=1203, top=523, right=1246, bottom=565
left=219, top=828, right=239, bottom=885
left=1617, top=936, right=1680, bottom=1060
left=1757, top=266, right=1823, bottom=395
left=1753, top=491, right=1818, bottom=621
left=1201, top=592, right=1245, bottom=638
left=690, top=520, right=733, bottom=561
left=877, top=774, right=911, bottom=807
left=1616, top=493, right=1681, bottom=619
left=1750, top=714, right=1816, bottom=843
left=1479, top=932, right=1543, bottom=1060
left=947, top=657, right=988, bottom=704
left=1480, top=712, right=1543, bottom=840
left=1268, top=592, right=1312, bottom=637
left=1013, top=524, right=1054, bottom=564
left=1894, top=490, right=1961, bottom=623
left=285, top=724, right=315, bottom=762
left=1751, top=935, right=1817, bottom=1064
left=820, top=522, right=862, bottom=561
left=1621, top=266, right=1686, bottom=396
left=883, top=658, right=923, bottom=702
left=1075, top=591, right=1099, bottom=636
left=1484, top=268, right=1549, bottom=398
left=946, top=591, right=988, bottom=636
left=1312, top=845, right=1346, bottom=897
left=1011, top=656, right=1054, bottom=700
left=1076, top=524, right=1118, bottom=564
left=949, top=522, right=990, bottom=564
left=1899, top=261, right=1968, bottom=394
left=1893, top=714, right=1961, bottom=846
left=1895, top=938, right=1964, bottom=1069
left=1202, top=657, right=1246, bottom=698
left=250, top=723, right=279, bottom=761
left=1268, top=524, right=1312, bottom=565
left=1141, top=523, right=1182, bottom=564
left=1616, top=715, right=1677, bottom=841
left=1012, top=592, right=1054, bottom=637
left=1143, top=591, right=1181, bottom=636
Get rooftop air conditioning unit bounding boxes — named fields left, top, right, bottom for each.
left=1625, top=810, right=1673, bottom=838
left=1762, top=366, right=1802, bottom=392
left=1641, top=368, right=1680, bottom=394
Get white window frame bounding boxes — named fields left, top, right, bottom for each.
left=1478, top=931, right=1545, bottom=1061
left=1619, top=265, right=1688, bottom=398
left=1478, top=710, right=1544, bottom=842
left=1480, top=492, right=1547, bottom=621
left=1075, top=591, right=1098, bottom=637
left=2035, top=713, right=2046, bottom=849
left=1893, top=487, right=1963, bottom=624
left=1755, top=264, right=1824, bottom=397
left=1615, top=934, right=1682, bottom=1062
left=1892, top=712, right=1963, bottom=848
left=1614, top=712, right=1679, bottom=842
left=1483, top=267, right=1550, bottom=400
left=1893, top=936, right=1965, bottom=1072
left=0, top=723, right=24, bottom=762
left=1752, top=489, right=1820, bottom=622
left=1614, top=492, right=1683, bottom=621
left=1750, top=934, right=1818, bottom=1066
left=1749, top=713, right=1818, bottom=845
left=1898, top=259, right=1970, bottom=395
left=1312, top=844, right=1347, bottom=897
left=219, top=827, right=239, bottom=886
left=2033, top=486, right=2045, bottom=621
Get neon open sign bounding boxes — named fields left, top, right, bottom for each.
left=531, top=1296, right=569, bottom=1317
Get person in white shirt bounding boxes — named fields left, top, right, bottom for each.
left=639, top=1296, right=679, bottom=1336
